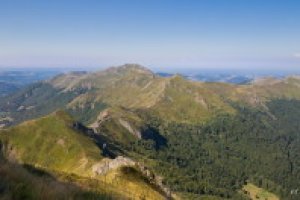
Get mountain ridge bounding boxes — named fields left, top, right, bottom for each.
left=1, top=64, right=300, bottom=128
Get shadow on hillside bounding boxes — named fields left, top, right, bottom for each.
left=142, top=127, right=167, bottom=150
left=72, top=122, right=121, bottom=159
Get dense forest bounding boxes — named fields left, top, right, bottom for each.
left=122, top=99, right=300, bottom=199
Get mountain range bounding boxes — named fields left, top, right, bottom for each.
left=1, top=64, right=300, bottom=200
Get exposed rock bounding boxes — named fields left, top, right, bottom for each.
left=92, top=156, right=175, bottom=199
left=56, top=138, right=65, bottom=146
left=89, top=109, right=111, bottom=130
left=26, top=106, right=35, bottom=110
left=17, top=105, right=25, bottom=111
left=137, top=164, right=171, bottom=197
left=118, top=119, right=142, bottom=139
left=194, top=94, right=208, bottom=109
left=92, top=156, right=135, bottom=175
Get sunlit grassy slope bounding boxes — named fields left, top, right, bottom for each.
left=242, top=183, right=280, bottom=200
left=0, top=154, right=113, bottom=200
left=0, top=111, right=167, bottom=200
left=0, top=110, right=101, bottom=176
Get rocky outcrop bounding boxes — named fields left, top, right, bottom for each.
left=92, top=156, right=176, bottom=199
left=118, top=119, right=142, bottom=139
left=92, top=156, right=135, bottom=175
left=137, top=163, right=173, bottom=198
left=89, top=109, right=110, bottom=131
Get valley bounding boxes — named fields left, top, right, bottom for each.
left=0, top=64, right=300, bottom=199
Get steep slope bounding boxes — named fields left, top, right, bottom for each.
left=0, top=111, right=169, bottom=200
left=131, top=99, right=300, bottom=200
left=151, top=75, right=236, bottom=123
left=0, top=153, right=112, bottom=200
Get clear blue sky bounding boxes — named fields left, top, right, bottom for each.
left=0, top=0, right=300, bottom=70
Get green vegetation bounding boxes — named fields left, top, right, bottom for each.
left=1, top=65, right=300, bottom=199
left=0, top=152, right=116, bottom=200
left=0, top=110, right=168, bottom=200
left=0, top=82, right=87, bottom=126
left=2, top=64, right=300, bottom=127
left=68, top=102, right=108, bottom=125
left=0, top=111, right=101, bottom=175
left=127, top=99, right=300, bottom=199
left=242, top=183, right=279, bottom=200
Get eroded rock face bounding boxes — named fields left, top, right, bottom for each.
left=92, top=156, right=135, bottom=175
left=118, top=119, right=142, bottom=139
left=137, top=163, right=173, bottom=198
left=91, top=155, right=177, bottom=199
left=89, top=109, right=110, bottom=131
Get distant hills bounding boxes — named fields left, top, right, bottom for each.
left=156, top=72, right=254, bottom=84
left=0, top=82, right=20, bottom=97
left=0, top=70, right=62, bottom=96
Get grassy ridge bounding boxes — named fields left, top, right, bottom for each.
left=0, top=111, right=168, bottom=200
left=0, top=111, right=101, bottom=176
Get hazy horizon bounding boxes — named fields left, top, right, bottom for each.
left=1, top=63, right=300, bottom=78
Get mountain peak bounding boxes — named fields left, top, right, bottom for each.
left=120, top=63, right=151, bottom=71
left=105, top=64, right=154, bottom=76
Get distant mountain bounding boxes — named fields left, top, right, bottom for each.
left=188, top=74, right=253, bottom=84
left=157, top=71, right=254, bottom=84
left=0, top=82, right=20, bottom=97
left=1, top=64, right=300, bottom=199
left=0, top=69, right=63, bottom=97
left=0, top=70, right=62, bottom=85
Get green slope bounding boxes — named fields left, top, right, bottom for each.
left=0, top=110, right=101, bottom=176
left=0, top=111, right=169, bottom=200
left=130, top=99, right=300, bottom=200
left=0, top=154, right=113, bottom=200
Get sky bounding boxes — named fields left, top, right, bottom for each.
left=0, top=0, right=300, bottom=71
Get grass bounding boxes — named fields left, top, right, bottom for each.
left=0, top=111, right=167, bottom=200
left=0, top=110, right=101, bottom=176
left=100, top=166, right=166, bottom=200
left=242, top=183, right=280, bottom=200
left=152, top=76, right=236, bottom=124
left=0, top=155, right=115, bottom=200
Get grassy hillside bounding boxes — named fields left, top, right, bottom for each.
left=0, top=154, right=113, bottom=200
left=0, top=111, right=168, bottom=200
left=0, top=111, right=101, bottom=176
